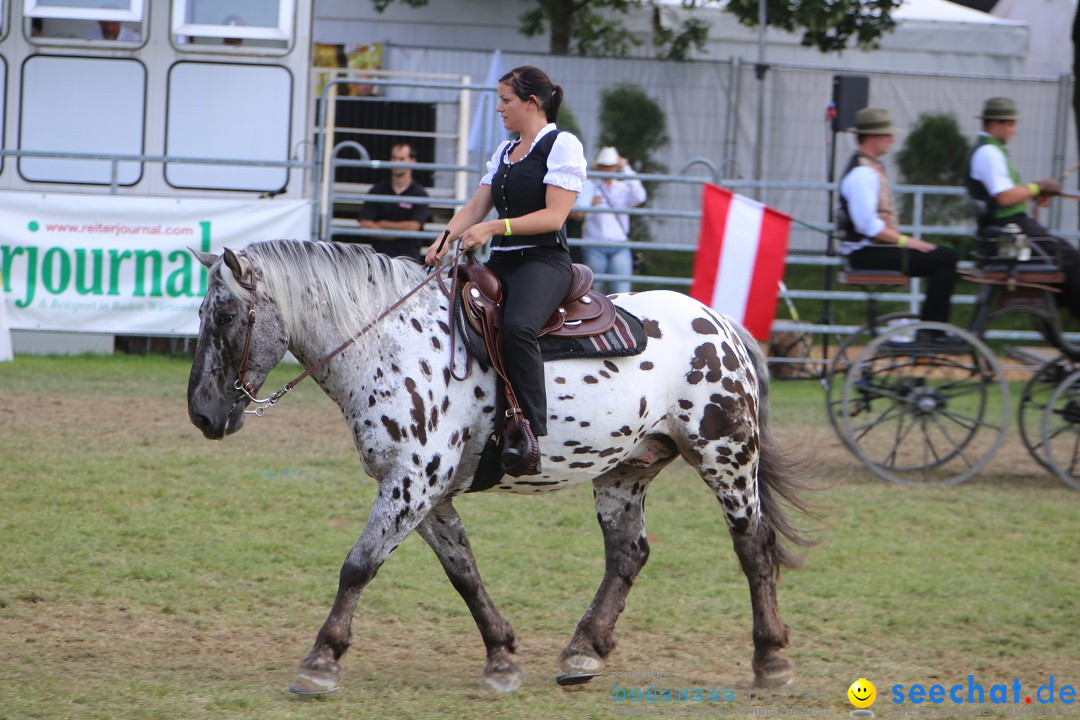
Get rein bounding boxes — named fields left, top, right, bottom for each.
left=234, top=236, right=468, bottom=416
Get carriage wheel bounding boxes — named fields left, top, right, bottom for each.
left=1017, top=355, right=1072, bottom=472
left=1039, top=368, right=1080, bottom=490
left=823, top=311, right=920, bottom=447
left=839, top=321, right=1009, bottom=485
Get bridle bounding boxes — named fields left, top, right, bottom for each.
left=229, top=236, right=468, bottom=416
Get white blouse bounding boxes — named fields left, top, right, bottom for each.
left=479, top=123, right=587, bottom=193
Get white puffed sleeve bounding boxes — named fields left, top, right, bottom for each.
left=544, top=132, right=587, bottom=193
left=479, top=140, right=513, bottom=186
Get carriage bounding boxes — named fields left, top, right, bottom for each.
left=822, top=213, right=1080, bottom=489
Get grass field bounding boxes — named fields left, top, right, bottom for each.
left=1, top=354, right=1078, bottom=720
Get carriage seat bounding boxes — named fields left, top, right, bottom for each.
left=838, top=267, right=908, bottom=287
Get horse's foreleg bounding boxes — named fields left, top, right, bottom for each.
left=290, top=483, right=428, bottom=696
left=415, top=499, right=522, bottom=692
left=713, top=464, right=794, bottom=688
left=559, top=464, right=661, bottom=684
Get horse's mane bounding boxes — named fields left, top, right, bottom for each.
left=221, top=239, right=431, bottom=341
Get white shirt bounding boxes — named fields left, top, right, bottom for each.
left=479, top=123, right=586, bottom=193
left=576, top=167, right=647, bottom=242
left=839, top=165, right=886, bottom=248
left=970, top=133, right=1015, bottom=197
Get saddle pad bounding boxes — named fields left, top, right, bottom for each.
left=455, top=296, right=648, bottom=366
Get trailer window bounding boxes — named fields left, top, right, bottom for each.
left=24, top=0, right=145, bottom=47
left=19, top=55, right=146, bottom=185
left=171, top=0, right=292, bottom=53
left=165, top=62, right=292, bottom=192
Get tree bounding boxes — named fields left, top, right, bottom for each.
left=893, top=112, right=971, bottom=249
left=723, top=0, right=903, bottom=54
left=371, top=0, right=902, bottom=59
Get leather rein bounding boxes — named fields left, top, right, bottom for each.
left=233, top=234, right=467, bottom=416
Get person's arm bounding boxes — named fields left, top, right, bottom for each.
left=842, top=167, right=935, bottom=253
left=619, top=161, right=647, bottom=207
left=425, top=185, right=494, bottom=265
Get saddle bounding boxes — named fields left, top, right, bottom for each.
left=449, top=257, right=619, bottom=478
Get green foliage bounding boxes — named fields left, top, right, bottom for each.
left=371, top=0, right=901, bottom=59
left=723, top=0, right=903, bottom=53
left=893, top=112, right=972, bottom=249
left=555, top=102, right=583, bottom=140
left=598, top=84, right=668, bottom=173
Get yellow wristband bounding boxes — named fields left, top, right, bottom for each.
left=897, top=234, right=909, bottom=247
left=1028, top=182, right=1040, bottom=197
left=503, top=218, right=512, bottom=236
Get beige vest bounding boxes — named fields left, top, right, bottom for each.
left=857, top=153, right=899, bottom=233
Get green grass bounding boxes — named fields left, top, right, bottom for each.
left=1, top=355, right=1078, bottom=719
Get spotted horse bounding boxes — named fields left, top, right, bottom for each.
left=187, top=239, right=814, bottom=695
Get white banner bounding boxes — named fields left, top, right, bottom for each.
left=0, top=193, right=312, bottom=335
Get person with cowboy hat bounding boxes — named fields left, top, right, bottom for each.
left=571, top=146, right=647, bottom=294
left=838, top=107, right=966, bottom=349
left=968, top=96, right=1080, bottom=318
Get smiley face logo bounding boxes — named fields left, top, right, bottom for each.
left=848, top=678, right=877, bottom=709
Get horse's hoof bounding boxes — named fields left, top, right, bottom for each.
left=482, top=666, right=524, bottom=693
left=556, top=671, right=602, bottom=686
left=560, top=652, right=605, bottom=676
left=289, top=668, right=342, bottom=696
left=753, top=655, right=795, bottom=688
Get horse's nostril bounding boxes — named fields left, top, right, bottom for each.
left=193, top=413, right=213, bottom=431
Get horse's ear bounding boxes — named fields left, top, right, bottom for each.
left=190, top=248, right=219, bottom=268
left=222, top=248, right=252, bottom=285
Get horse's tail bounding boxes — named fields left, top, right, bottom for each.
left=731, top=321, right=817, bottom=571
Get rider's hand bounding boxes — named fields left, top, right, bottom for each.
left=907, top=237, right=937, bottom=254
left=425, top=230, right=451, bottom=266
left=459, top=220, right=498, bottom=252
left=1036, top=178, right=1062, bottom=197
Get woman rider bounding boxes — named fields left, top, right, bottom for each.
left=425, top=65, right=586, bottom=476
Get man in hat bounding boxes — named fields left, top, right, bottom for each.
left=968, top=96, right=1080, bottom=318
left=572, top=146, right=646, bottom=294
left=839, top=107, right=965, bottom=348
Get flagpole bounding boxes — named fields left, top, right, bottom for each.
left=753, top=0, right=767, bottom=201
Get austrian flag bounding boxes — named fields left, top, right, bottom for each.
left=690, top=183, right=791, bottom=341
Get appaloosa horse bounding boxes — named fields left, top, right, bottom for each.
left=187, top=239, right=813, bottom=695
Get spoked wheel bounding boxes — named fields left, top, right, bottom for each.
left=1040, top=368, right=1080, bottom=490
left=839, top=321, right=1009, bottom=485
left=1017, top=355, right=1073, bottom=471
left=824, top=311, right=920, bottom=447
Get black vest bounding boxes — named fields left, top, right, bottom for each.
left=490, top=130, right=568, bottom=250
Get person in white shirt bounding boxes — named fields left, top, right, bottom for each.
left=967, top=96, right=1080, bottom=319
left=572, top=147, right=647, bottom=294
left=838, top=107, right=964, bottom=349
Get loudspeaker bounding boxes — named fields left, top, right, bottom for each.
left=832, top=74, right=869, bottom=133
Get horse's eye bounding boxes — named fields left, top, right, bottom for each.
left=216, top=312, right=235, bottom=326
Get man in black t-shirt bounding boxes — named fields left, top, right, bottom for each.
left=356, top=141, right=429, bottom=261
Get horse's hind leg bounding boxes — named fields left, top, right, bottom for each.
left=559, top=452, right=672, bottom=683
left=414, top=499, right=522, bottom=692
left=704, top=459, right=794, bottom=688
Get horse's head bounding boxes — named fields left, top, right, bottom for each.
left=188, top=247, right=288, bottom=440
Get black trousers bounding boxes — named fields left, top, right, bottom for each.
left=992, top=214, right=1080, bottom=319
left=486, top=246, right=572, bottom=437
left=847, top=244, right=958, bottom=323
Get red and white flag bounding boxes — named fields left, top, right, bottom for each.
left=690, top=183, right=791, bottom=341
